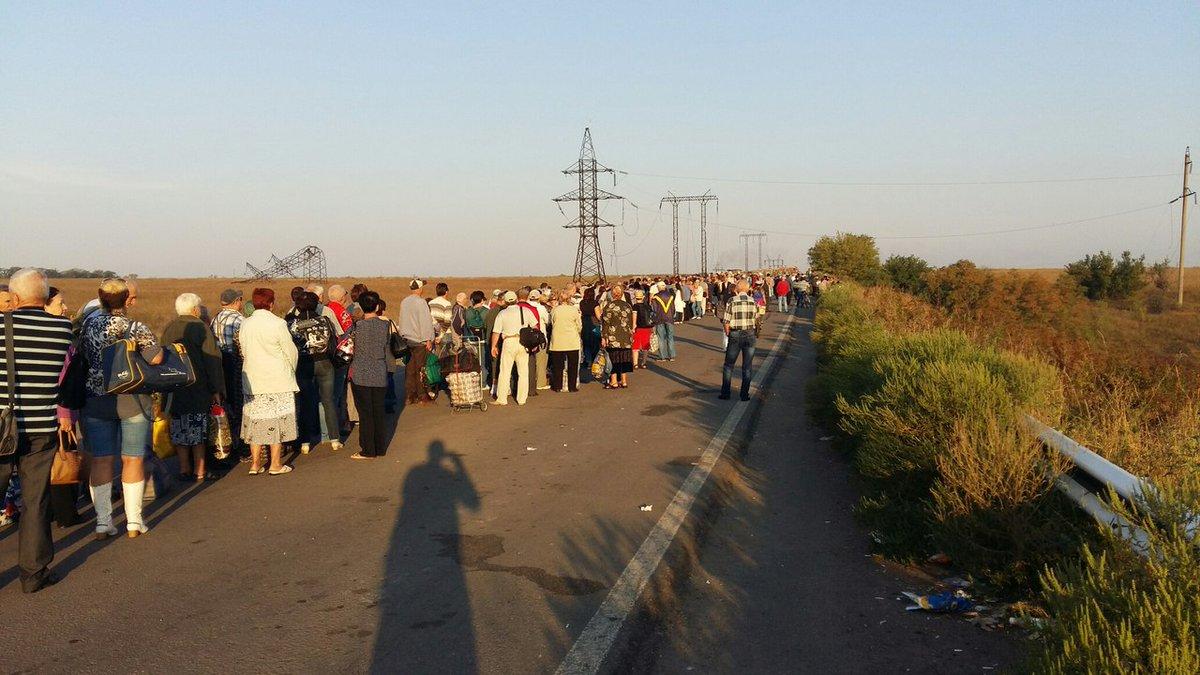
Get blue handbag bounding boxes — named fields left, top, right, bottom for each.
left=101, top=336, right=196, bottom=395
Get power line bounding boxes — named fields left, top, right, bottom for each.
left=713, top=202, right=1168, bottom=240
left=617, top=169, right=1175, bottom=187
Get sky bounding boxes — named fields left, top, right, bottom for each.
left=1, top=1, right=1197, bottom=277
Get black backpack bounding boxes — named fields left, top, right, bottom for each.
left=518, top=305, right=547, bottom=354
left=292, top=317, right=333, bottom=358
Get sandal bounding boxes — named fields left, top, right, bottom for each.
left=268, top=465, right=294, bottom=476
left=248, top=467, right=266, bottom=476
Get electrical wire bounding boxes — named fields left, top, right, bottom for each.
left=616, top=170, right=1176, bottom=187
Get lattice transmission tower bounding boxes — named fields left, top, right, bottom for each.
left=554, top=128, right=623, bottom=284
left=660, top=191, right=718, bottom=275
left=242, top=245, right=328, bottom=284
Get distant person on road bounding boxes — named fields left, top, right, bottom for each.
left=600, top=284, right=636, bottom=389
left=651, top=282, right=677, bottom=362
left=775, top=276, right=791, bottom=312
left=490, top=289, right=538, bottom=405
left=0, top=269, right=74, bottom=592
left=161, top=292, right=226, bottom=483
left=548, top=289, right=582, bottom=392
left=399, top=280, right=436, bottom=405
left=721, top=279, right=758, bottom=402
left=239, top=287, right=298, bottom=476
left=80, top=276, right=162, bottom=539
left=345, top=292, right=393, bottom=460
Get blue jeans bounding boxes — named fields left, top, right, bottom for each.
left=721, top=329, right=756, bottom=399
left=777, top=295, right=789, bottom=312
left=83, top=413, right=151, bottom=458
left=655, top=323, right=676, bottom=359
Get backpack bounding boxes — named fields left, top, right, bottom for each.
left=292, top=317, right=333, bottom=358
left=464, top=306, right=487, bottom=337
left=518, top=304, right=547, bottom=354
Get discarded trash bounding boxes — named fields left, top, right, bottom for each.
left=926, top=552, right=952, bottom=566
left=525, top=446, right=536, bottom=451
left=902, top=590, right=973, bottom=613
left=819, top=435, right=834, bottom=441
left=639, top=504, right=654, bottom=512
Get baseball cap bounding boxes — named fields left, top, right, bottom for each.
left=529, top=289, right=542, bottom=301
left=503, top=290, right=517, bottom=303
left=220, top=288, right=243, bottom=304
left=410, top=279, right=425, bottom=290
left=492, top=288, right=502, bottom=298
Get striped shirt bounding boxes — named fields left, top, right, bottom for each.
left=723, top=293, right=758, bottom=331
left=0, top=309, right=73, bottom=434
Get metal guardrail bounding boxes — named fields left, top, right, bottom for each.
left=1024, top=415, right=1151, bottom=555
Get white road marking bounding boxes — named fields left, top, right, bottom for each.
left=556, top=312, right=799, bottom=674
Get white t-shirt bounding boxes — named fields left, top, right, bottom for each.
left=493, top=303, right=539, bottom=338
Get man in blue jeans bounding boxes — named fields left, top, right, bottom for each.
left=720, top=279, right=758, bottom=401
left=652, top=282, right=677, bottom=361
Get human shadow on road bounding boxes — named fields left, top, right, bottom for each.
left=370, top=440, right=481, bottom=673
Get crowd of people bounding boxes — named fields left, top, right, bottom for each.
left=0, top=267, right=826, bottom=593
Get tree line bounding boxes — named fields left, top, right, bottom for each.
left=0, top=267, right=118, bottom=280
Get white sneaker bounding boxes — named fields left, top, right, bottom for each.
left=537, top=385, right=551, bottom=390
left=301, top=443, right=311, bottom=455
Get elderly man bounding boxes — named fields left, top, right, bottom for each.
left=651, top=282, right=678, bottom=361
left=399, top=279, right=436, bottom=405
left=720, top=279, right=758, bottom=402
left=0, top=269, right=74, bottom=592
left=527, top=288, right=550, bottom=393
left=212, top=288, right=249, bottom=461
left=490, top=289, right=539, bottom=406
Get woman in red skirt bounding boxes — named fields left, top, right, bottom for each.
left=631, top=288, right=654, bottom=369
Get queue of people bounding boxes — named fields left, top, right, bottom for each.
left=0, top=266, right=812, bottom=594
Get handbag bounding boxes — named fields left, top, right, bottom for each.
left=50, top=427, right=86, bottom=485
left=388, top=320, right=409, bottom=361
left=1, top=313, right=18, bottom=458
left=331, top=331, right=355, bottom=368
left=518, top=305, right=547, bottom=354
left=100, top=324, right=197, bottom=395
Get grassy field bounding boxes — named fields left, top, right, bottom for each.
left=48, top=275, right=577, bottom=333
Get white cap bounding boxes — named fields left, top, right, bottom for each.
left=503, top=290, right=517, bottom=303
left=529, top=289, right=542, bottom=301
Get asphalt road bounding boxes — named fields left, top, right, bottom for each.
left=0, top=308, right=1020, bottom=674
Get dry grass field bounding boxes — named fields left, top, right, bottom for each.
left=48, top=275, right=578, bottom=333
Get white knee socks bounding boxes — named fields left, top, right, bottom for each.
left=122, top=481, right=147, bottom=533
left=90, top=481, right=116, bottom=534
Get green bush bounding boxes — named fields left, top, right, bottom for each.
left=1063, top=250, right=1147, bottom=300
left=808, top=232, right=884, bottom=285
left=1034, top=477, right=1200, bottom=673
left=810, top=283, right=1072, bottom=591
left=883, top=254, right=931, bottom=294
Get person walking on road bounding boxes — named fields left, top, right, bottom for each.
left=345, top=291, right=393, bottom=460
left=398, top=280, right=436, bottom=405
left=775, top=276, right=791, bottom=313
left=0, top=269, right=74, bottom=592
left=631, top=288, right=654, bottom=370
left=161, top=292, right=225, bottom=482
left=548, top=289, right=581, bottom=392
left=720, top=279, right=758, bottom=402
left=239, top=288, right=299, bottom=476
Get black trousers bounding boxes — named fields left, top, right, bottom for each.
left=548, top=350, right=580, bottom=392
left=0, top=432, right=57, bottom=592
left=351, top=384, right=388, bottom=457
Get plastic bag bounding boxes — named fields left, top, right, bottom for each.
left=209, top=403, right=233, bottom=460
left=902, top=590, right=973, bottom=613
left=591, top=349, right=610, bottom=379
left=424, top=352, right=444, bottom=386
left=649, top=331, right=660, bottom=355
left=152, top=413, right=175, bottom=459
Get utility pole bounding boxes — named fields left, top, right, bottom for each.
left=554, top=128, right=623, bottom=285
left=660, top=191, right=718, bottom=275
left=739, top=232, right=767, bottom=270
left=1174, top=147, right=1194, bottom=306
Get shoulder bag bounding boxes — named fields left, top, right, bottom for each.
left=518, top=305, right=547, bottom=354
left=100, top=322, right=197, bottom=395
left=1, top=313, right=18, bottom=457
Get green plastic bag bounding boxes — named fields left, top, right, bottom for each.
left=424, top=352, right=444, bottom=386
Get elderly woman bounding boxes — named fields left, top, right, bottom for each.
left=238, top=288, right=298, bottom=476
left=80, top=277, right=163, bottom=539
left=161, top=292, right=226, bottom=482
left=346, top=291, right=394, bottom=460
left=600, top=284, right=636, bottom=389
left=548, top=289, right=582, bottom=393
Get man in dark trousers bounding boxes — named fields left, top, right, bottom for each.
left=0, top=268, right=74, bottom=593
left=720, top=279, right=758, bottom=402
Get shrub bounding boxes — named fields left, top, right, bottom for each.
left=883, top=255, right=931, bottom=295
left=1151, top=258, right=1173, bottom=291
left=1063, top=250, right=1147, bottom=300
left=808, top=232, right=884, bottom=284
left=1034, top=476, right=1200, bottom=673
left=921, top=260, right=995, bottom=320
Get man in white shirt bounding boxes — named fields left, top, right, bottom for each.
left=490, top=289, right=539, bottom=405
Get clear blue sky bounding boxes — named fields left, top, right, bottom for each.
left=2, top=2, right=1196, bottom=276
